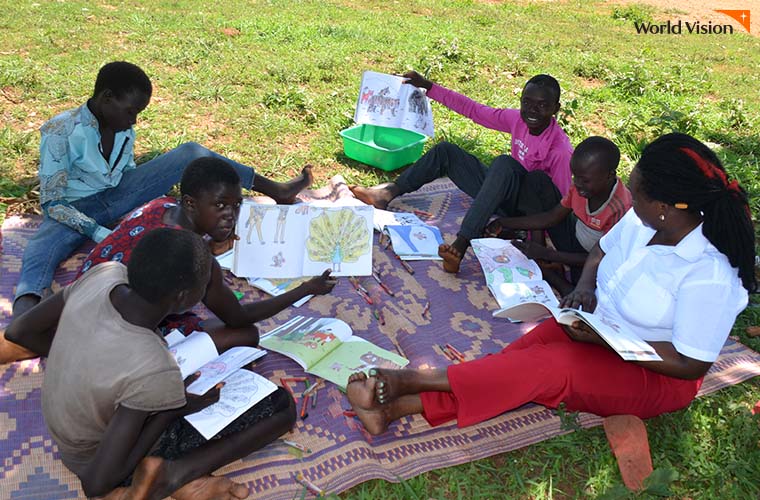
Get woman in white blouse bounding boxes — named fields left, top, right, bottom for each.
left=346, top=133, right=756, bottom=435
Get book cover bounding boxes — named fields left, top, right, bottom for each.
left=385, top=224, right=444, bottom=261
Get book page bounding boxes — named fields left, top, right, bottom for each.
left=232, top=202, right=307, bottom=278
left=493, top=301, right=565, bottom=323
left=354, top=70, right=434, bottom=137
left=185, top=346, right=268, bottom=395
left=373, top=209, right=424, bottom=232
left=489, top=280, right=559, bottom=310
left=385, top=224, right=444, bottom=260
left=247, top=277, right=312, bottom=307
left=167, top=331, right=219, bottom=379
left=309, top=337, right=409, bottom=390
left=259, top=316, right=353, bottom=370
left=301, top=205, right=374, bottom=277
left=184, top=369, right=278, bottom=440
left=566, top=311, right=663, bottom=362
left=471, top=239, right=543, bottom=287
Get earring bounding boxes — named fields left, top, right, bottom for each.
left=659, top=214, right=665, bottom=221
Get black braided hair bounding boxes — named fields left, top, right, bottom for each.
left=636, top=132, right=756, bottom=292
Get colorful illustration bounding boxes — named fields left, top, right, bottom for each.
left=306, top=208, right=371, bottom=272
left=353, top=70, right=434, bottom=137
left=385, top=224, right=444, bottom=260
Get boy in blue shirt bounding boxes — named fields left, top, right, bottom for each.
left=11, top=61, right=313, bottom=321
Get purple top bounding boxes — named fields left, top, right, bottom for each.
left=427, top=83, right=573, bottom=195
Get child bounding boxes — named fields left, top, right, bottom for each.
left=485, top=136, right=632, bottom=295
left=351, top=70, right=573, bottom=273
left=0, top=157, right=336, bottom=362
left=6, top=228, right=297, bottom=499
left=12, top=61, right=314, bottom=319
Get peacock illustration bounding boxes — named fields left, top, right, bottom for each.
left=306, top=208, right=369, bottom=272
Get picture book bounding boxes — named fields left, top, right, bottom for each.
left=354, top=70, right=434, bottom=137
left=492, top=304, right=663, bottom=362
left=385, top=224, right=444, bottom=260
left=232, top=201, right=374, bottom=279
left=247, top=277, right=312, bottom=308
left=260, top=316, right=409, bottom=390
left=164, top=330, right=275, bottom=439
left=372, top=208, right=424, bottom=232
left=487, top=280, right=559, bottom=313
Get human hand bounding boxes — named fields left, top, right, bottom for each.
left=561, top=320, right=605, bottom=346
left=303, top=269, right=338, bottom=296
left=484, top=219, right=504, bottom=238
left=209, top=233, right=239, bottom=256
left=512, top=240, right=552, bottom=261
left=181, top=372, right=223, bottom=415
left=402, top=70, right=433, bottom=91
left=560, top=287, right=597, bottom=312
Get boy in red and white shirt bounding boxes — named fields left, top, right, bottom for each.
left=486, top=136, right=632, bottom=294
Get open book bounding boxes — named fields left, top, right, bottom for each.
left=385, top=224, right=444, bottom=260
left=372, top=208, right=424, bottom=232
left=232, top=201, right=374, bottom=279
left=246, top=277, right=312, bottom=308
left=471, top=238, right=552, bottom=308
left=354, top=70, right=434, bottom=137
left=260, top=316, right=408, bottom=390
left=492, top=304, right=662, bottom=362
left=165, top=330, right=275, bottom=439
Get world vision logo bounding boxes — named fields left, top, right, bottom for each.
left=633, top=9, right=751, bottom=34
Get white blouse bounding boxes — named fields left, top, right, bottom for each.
left=596, top=209, right=748, bottom=362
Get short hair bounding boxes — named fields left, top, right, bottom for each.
left=93, top=61, right=152, bottom=99
left=637, top=133, right=756, bottom=292
left=574, top=136, right=620, bottom=173
left=180, top=157, right=242, bottom=198
left=525, top=74, right=561, bottom=103
left=128, top=228, right=211, bottom=303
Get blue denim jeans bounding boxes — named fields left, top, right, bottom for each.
left=14, top=142, right=255, bottom=301
left=395, top=141, right=563, bottom=240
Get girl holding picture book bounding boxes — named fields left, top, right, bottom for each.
left=346, top=133, right=755, bottom=435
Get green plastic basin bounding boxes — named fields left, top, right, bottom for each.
left=340, top=124, right=426, bottom=171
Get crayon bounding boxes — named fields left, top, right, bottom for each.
left=311, top=388, right=318, bottom=408
left=280, top=378, right=298, bottom=402
left=343, top=410, right=357, bottom=417
left=422, top=300, right=431, bottom=317
left=303, top=381, right=320, bottom=396
left=356, top=288, right=373, bottom=305
left=437, top=344, right=458, bottom=363
left=372, top=272, right=395, bottom=296
left=376, top=308, right=386, bottom=325
left=300, top=393, right=310, bottom=419
left=295, top=472, right=326, bottom=497
left=445, top=343, right=466, bottom=362
left=395, top=255, right=415, bottom=274
left=391, top=339, right=406, bottom=357
left=413, top=209, right=434, bottom=218
left=283, top=439, right=312, bottom=453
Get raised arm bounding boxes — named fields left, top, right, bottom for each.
left=5, top=290, right=66, bottom=356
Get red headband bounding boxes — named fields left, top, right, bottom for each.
left=679, top=147, right=740, bottom=194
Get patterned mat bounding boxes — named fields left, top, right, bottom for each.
left=2, top=178, right=759, bottom=499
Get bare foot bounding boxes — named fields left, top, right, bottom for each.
left=172, top=475, right=249, bottom=500
left=275, top=165, right=314, bottom=204
left=349, top=183, right=399, bottom=210
left=346, top=372, right=391, bottom=435
left=369, top=368, right=411, bottom=405
left=438, top=244, right=463, bottom=273
left=95, top=456, right=168, bottom=500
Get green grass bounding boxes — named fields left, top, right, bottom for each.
left=0, top=0, right=758, bottom=497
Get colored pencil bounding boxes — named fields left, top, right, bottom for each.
left=283, top=439, right=312, bottom=453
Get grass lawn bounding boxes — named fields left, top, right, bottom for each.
left=1, top=0, right=759, bottom=498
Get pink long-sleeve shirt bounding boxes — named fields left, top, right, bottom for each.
left=427, top=84, right=573, bottom=195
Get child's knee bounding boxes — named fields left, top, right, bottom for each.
left=177, top=141, right=210, bottom=158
